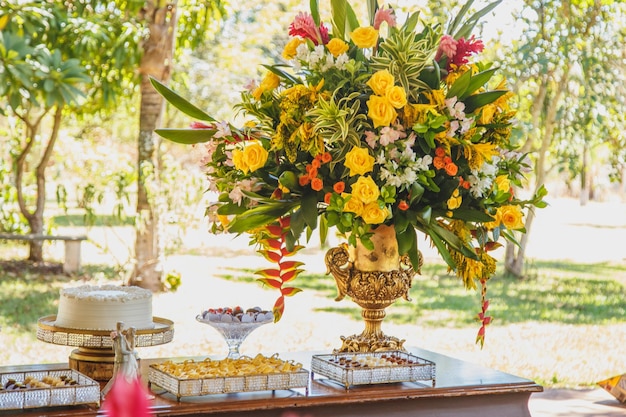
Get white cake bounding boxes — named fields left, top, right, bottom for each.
left=54, top=284, right=155, bottom=330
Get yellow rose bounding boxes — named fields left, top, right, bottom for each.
left=351, top=176, right=380, bottom=204
left=344, top=146, right=375, bottom=176
left=367, top=95, right=397, bottom=128
left=447, top=189, right=462, bottom=210
left=367, top=70, right=395, bottom=96
left=242, top=141, right=269, bottom=173
left=484, top=210, right=502, bottom=230
left=232, top=148, right=246, bottom=172
left=342, top=193, right=363, bottom=216
left=361, top=202, right=389, bottom=224
left=499, top=205, right=525, bottom=230
left=326, top=38, right=349, bottom=57
left=495, top=175, right=510, bottom=193
left=349, top=26, right=379, bottom=49
left=386, top=85, right=407, bottom=109
left=282, top=37, right=306, bottom=60
left=261, top=72, right=280, bottom=90
left=253, top=72, right=281, bottom=100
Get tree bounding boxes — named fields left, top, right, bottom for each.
left=1, top=1, right=224, bottom=290
left=499, top=0, right=626, bottom=276
left=0, top=8, right=89, bottom=261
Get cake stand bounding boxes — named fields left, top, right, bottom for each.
left=37, top=315, right=174, bottom=381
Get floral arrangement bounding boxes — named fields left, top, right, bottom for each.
left=153, top=0, right=546, bottom=345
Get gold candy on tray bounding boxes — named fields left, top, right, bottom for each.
left=153, top=353, right=303, bottom=379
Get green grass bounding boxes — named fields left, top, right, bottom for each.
left=51, top=213, right=135, bottom=227
left=214, top=260, right=626, bottom=328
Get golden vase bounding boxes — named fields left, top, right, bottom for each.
left=325, top=224, right=420, bottom=352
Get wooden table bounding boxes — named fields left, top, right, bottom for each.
left=0, top=347, right=543, bottom=417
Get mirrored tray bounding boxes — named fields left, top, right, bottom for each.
left=148, top=356, right=309, bottom=400
left=310, top=351, right=436, bottom=389
left=0, top=369, right=100, bottom=410
left=37, top=315, right=174, bottom=348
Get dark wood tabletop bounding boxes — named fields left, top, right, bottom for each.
left=0, top=347, right=543, bottom=417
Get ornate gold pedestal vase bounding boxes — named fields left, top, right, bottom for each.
left=325, top=225, right=418, bottom=352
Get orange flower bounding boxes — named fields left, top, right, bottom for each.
left=445, top=162, right=458, bottom=176
left=321, top=152, right=332, bottom=163
left=433, top=156, right=446, bottom=170
left=299, top=175, right=310, bottom=186
left=398, top=200, right=409, bottom=211
left=324, top=192, right=332, bottom=204
left=435, top=147, right=446, bottom=157
left=307, top=167, right=318, bottom=178
left=311, top=177, right=324, bottom=191
left=311, top=159, right=321, bottom=169
left=333, top=181, right=345, bottom=193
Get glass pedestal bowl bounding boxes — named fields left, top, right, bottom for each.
left=196, top=308, right=273, bottom=359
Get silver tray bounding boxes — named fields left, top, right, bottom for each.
left=311, top=351, right=436, bottom=389
left=0, top=369, right=100, bottom=410
left=148, top=359, right=309, bottom=399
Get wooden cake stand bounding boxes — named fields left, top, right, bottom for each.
left=37, top=315, right=174, bottom=381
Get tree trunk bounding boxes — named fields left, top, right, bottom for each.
left=130, top=1, right=177, bottom=291
left=505, top=67, right=570, bottom=277
left=14, top=106, right=61, bottom=262
left=580, top=141, right=589, bottom=206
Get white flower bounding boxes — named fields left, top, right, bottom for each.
left=401, top=167, right=418, bottom=184
left=446, top=97, right=466, bottom=119
left=213, top=121, right=232, bottom=138
left=414, top=155, right=432, bottom=171
left=335, top=53, right=349, bottom=69
left=447, top=120, right=459, bottom=137
left=229, top=187, right=245, bottom=205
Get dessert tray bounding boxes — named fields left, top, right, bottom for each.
left=0, top=369, right=100, bottom=410
left=148, top=354, right=309, bottom=400
left=37, top=315, right=174, bottom=348
left=310, top=351, right=436, bottom=389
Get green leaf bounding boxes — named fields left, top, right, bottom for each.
left=367, top=0, right=377, bottom=26
left=345, top=1, right=360, bottom=33
left=150, top=77, right=215, bottom=122
left=154, top=128, right=216, bottom=144
left=464, top=90, right=508, bottom=113
left=396, top=226, right=416, bottom=257
left=262, top=64, right=301, bottom=85
left=429, top=230, right=457, bottom=269
left=331, top=0, right=348, bottom=40
left=301, top=191, right=319, bottom=229
left=450, top=208, right=494, bottom=222
left=310, top=0, right=320, bottom=24
left=319, top=214, right=328, bottom=246
left=453, top=1, right=503, bottom=40
left=409, top=183, right=425, bottom=205
left=460, top=68, right=497, bottom=100
left=446, top=69, right=471, bottom=99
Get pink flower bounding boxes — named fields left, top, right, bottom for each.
left=435, top=34, right=457, bottom=61
left=289, top=12, right=329, bottom=45
left=373, top=7, right=397, bottom=30
left=449, top=35, right=484, bottom=67
left=190, top=121, right=214, bottom=129
left=364, top=130, right=378, bottom=148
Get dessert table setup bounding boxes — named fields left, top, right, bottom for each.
left=0, top=284, right=542, bottom=417
left=0, top=0, right=550, bottom=415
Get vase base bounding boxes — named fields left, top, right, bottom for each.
left=334, top=333, right=406, bottom=353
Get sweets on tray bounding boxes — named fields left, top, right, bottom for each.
left=1, top=375, right=79, bottom=390
left=198, top=306, right=274, bottom=323
left=153, top=354, right=302, bottom=379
